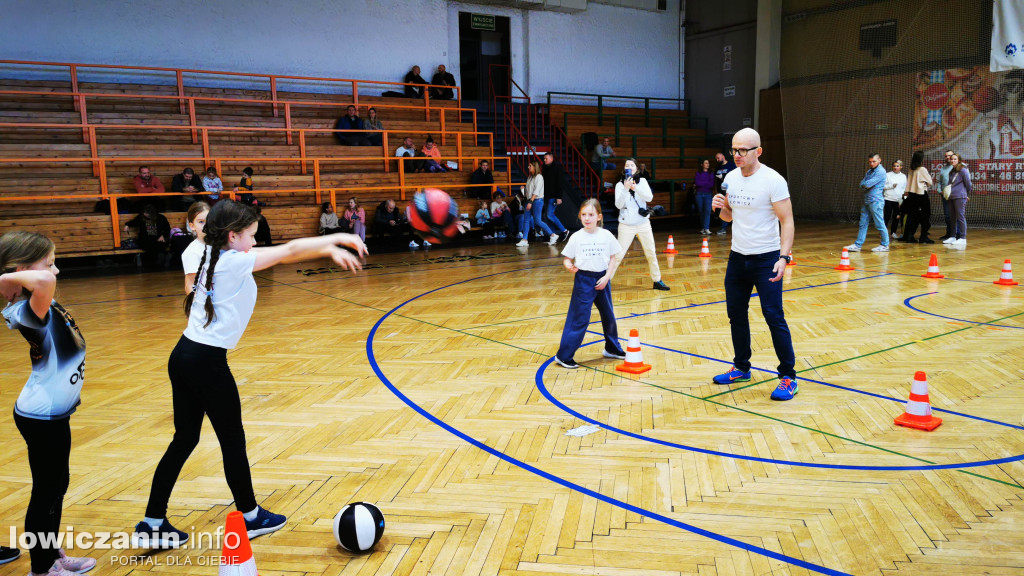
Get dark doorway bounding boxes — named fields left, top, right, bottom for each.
left=458, top=12, right=511, bottom=101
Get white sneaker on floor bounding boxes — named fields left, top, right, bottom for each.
left=516, top=239, right=529, bottom=247
left=844, top=244, right=861, bottom=252
left=942, top=236, right=956, bottom=244
left=871, top=245, right=889, bottom=252
left=952, top=238, right=966, bottom=248
left=409, top=240, right=420, bottom=248
left=483, top=235, right=493, bottom=240
left=548, top=234, right=559, bottom=245
left=422, top=240, right=432, bottom=248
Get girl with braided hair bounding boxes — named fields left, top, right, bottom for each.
left=133, top=200, right=367, bottom=549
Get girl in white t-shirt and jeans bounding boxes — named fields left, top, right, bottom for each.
left=554, top=199, right=627, bottom=369
left=180, top=201, right=210, bottom=294
left=133, top=200, right=367, bottom=549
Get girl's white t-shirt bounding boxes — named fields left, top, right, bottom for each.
left=722, top=165, right=790, bottom=256
left=181, top=238, right=205, bottom=274
left=183, top=247, right=258, bottom=349
left=561, top=228, right=621, bottom=272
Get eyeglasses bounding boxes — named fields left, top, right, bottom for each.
left=731, top=147, right=758, bottom=157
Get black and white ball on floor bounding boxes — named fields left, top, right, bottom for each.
left=333, top=502, right=385, bottom=552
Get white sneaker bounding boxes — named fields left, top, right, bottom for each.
left=717, top=229, right=728, bottom=236
left=516, top=239, right=529, bottom=247
left=409, top=240, right=419, bottom=248
left=871, top=245, right=889, bottom=252
left=548, top=234, right=559, bottom=245
left=483, top=235, right=493, bottom=240
left=422, top=240, right=432, bottom=248
left=952, top=238, right=967, bottom=248
left=942, top=236, right=956, bottom=244
left=844, top=244, right=861, bottom=252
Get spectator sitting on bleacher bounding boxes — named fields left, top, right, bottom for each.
left=470, top=160, right=497, bottom=199
left=421, top=136, right=448, bottom=172
left=334, top=105, right=372, bottom=146
left=170, top=167, right=205, bottom=210
left=124, top=203, right=171, bottom=268
left=490, top=191, right=515, bottom=239
left=475, top=200, right=491, bottom=236
left=364, top=107, right=384, bottom=147
left=343, top=197, right=367, bottom=241
left=254, top=205, right=272, bottom=246
left=134, top=165, right=166, bottom=210
left=396, top=137, right=426, bottom=174
left=592, top=137, right=616, bottom=170
left=202, top=166, right=223, bottom=203
left=404, top=66, right=426, bottom=98
left=233, top=166, right=256, bottom=205
left=374, top=199, right=422, bottom=248
left=430, top=65, right=456, bottom=100
left=319, top=201, right=349, bottom=235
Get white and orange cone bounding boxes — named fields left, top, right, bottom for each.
left=615, top=329, right=651, bottom=374
left=698, top=238, right=712, bottom=258
left=921, top=253, right=944, bottom=279
left=994, top=259, right=1018, bottom=286
left=786, top=251, right=796, bottom=267
left=834, top=248, right=855, bottom=271
left=662, top=235, right=678, bottom=254
left=894, top=371, right=942, bottom=431
left=220, top=511, right=259, bottom=576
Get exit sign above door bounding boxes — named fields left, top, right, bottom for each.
left=471, top=13, right=496, bottom=31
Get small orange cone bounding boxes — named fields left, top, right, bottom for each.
left=786, top=251, right=796, bottom=267
left=662, top=235, right=678, bottom=254
left=616, top=329, right=651, bottom=374
left=994, top=259, right=1019, bottom=286
left=894, top=371, right=942, bottom=431
left=220, top=511, right=259, bottom=576
left=921, top=253, right=944, bottom=278
left=698, top=238, right=712, bottom=258
left=834, top=248, right=855, bottom=271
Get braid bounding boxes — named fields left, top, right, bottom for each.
left=183, top=247, right=208, bottom=319
left=202, top=248, right=221, bottom=328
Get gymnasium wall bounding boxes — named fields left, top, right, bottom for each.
left=776, top=0, right=1023, bottom=229
left=0, top=0, right=682, bottom=102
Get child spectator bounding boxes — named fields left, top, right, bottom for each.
left=475, top=200, right=492, bottom=239
left=342, top=197, right=366, bottom=242
left=490, top=191, right=514, bottom=239
left=202, top=167, right=223, bottom=203
left=234, top=167, right=255, bottom=205
left=554, top=199, right=626, bottom=369
left=319, top=201, right=348, bottom=235
left=124, top=203, right=172, bottom=268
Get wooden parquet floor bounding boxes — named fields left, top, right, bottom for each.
left=1, top=222, right=1023, bottom=576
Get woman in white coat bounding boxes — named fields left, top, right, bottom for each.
left=615, top=158, right=669, bottom=290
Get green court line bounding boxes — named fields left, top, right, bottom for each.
left=265, top=272, right=1022, bottom=490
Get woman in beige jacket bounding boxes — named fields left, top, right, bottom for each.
left=900, top=151, right=935, bottom=244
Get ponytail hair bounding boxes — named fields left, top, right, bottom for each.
left=183, top=200, right=258, bottom=327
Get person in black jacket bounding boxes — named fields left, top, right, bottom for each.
left=124, top=204, right=172, bottom=268
left=470, top=160, right=496, bottom=199
left=404, top=66, right=426, bottom=98
left=542, top=153, right=570, bottom=241
left=170, top=167, right=205, bottom=210
left=430, top=65, right=456, bottom=100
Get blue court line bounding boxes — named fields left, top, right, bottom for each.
left=540, top=344, right=1024, bottom=469
left=796, top=262, right=997, bottom=284
left=367, top=287, right=852, bottom=576
left=905, top=293, right=1024, bottom=329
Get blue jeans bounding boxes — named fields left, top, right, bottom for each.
left=855, top=197, right=888, bottom=248
left=696, top=192, right=713, bottom=230
left=544, top=198, right=568, bottom=234
left=518, top=211, right=533, bottom=237
left=724, top=250, right=795, bottom=378
left=556, top=270, right=624, bottom=362
left=531, top=198, right=555, bottom=236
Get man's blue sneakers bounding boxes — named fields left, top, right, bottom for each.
left=770, top=376, right=799, bottom=401
left=712, top=366, right=752, bottom=384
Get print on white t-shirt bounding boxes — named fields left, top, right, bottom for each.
left=722, top=165, right=790, bottom=256
left=561, top=228, right=622, bottom=272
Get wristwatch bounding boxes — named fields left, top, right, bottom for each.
left=780, top=255, right=792, bottom=264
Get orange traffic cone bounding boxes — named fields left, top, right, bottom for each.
left=894, top=371, right=942, bottom=431
left=994, top=259, right=1019, bottom=286
left=220, top=511, right=259, bottom=576
left=698, top=238, right=712, bottom=258
left=662, top=235, right=678, bottom=254
left=921, top=254, right=944, bottom=278
left=834, top=248, right=855, bottom=271
left=786, top=251, right=796, bottom=267
left=616, top=329, right=651, bottom=374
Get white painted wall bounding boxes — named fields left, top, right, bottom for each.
left=2, top=0, right=680, bottom=101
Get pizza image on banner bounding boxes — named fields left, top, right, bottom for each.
left=914, top=66, right=1024, bottom=160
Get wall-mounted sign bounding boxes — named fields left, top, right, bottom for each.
left=742, top=118, right=752, bottom=126
left=471, top=13, right=496, bottom=31
left=723, top=45, right=732, bottom=71
left=724, top=85, right=736, bottom=97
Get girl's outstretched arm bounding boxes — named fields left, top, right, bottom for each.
left=251, top=233, right=368, bottom=272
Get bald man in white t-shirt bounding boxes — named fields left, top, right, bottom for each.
left=710, top=128, right=799, bottom=401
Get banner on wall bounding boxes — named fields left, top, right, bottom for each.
left=991, top=0, right=1024, bottom=72
left=913, top=65, right=1024, bottom=194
